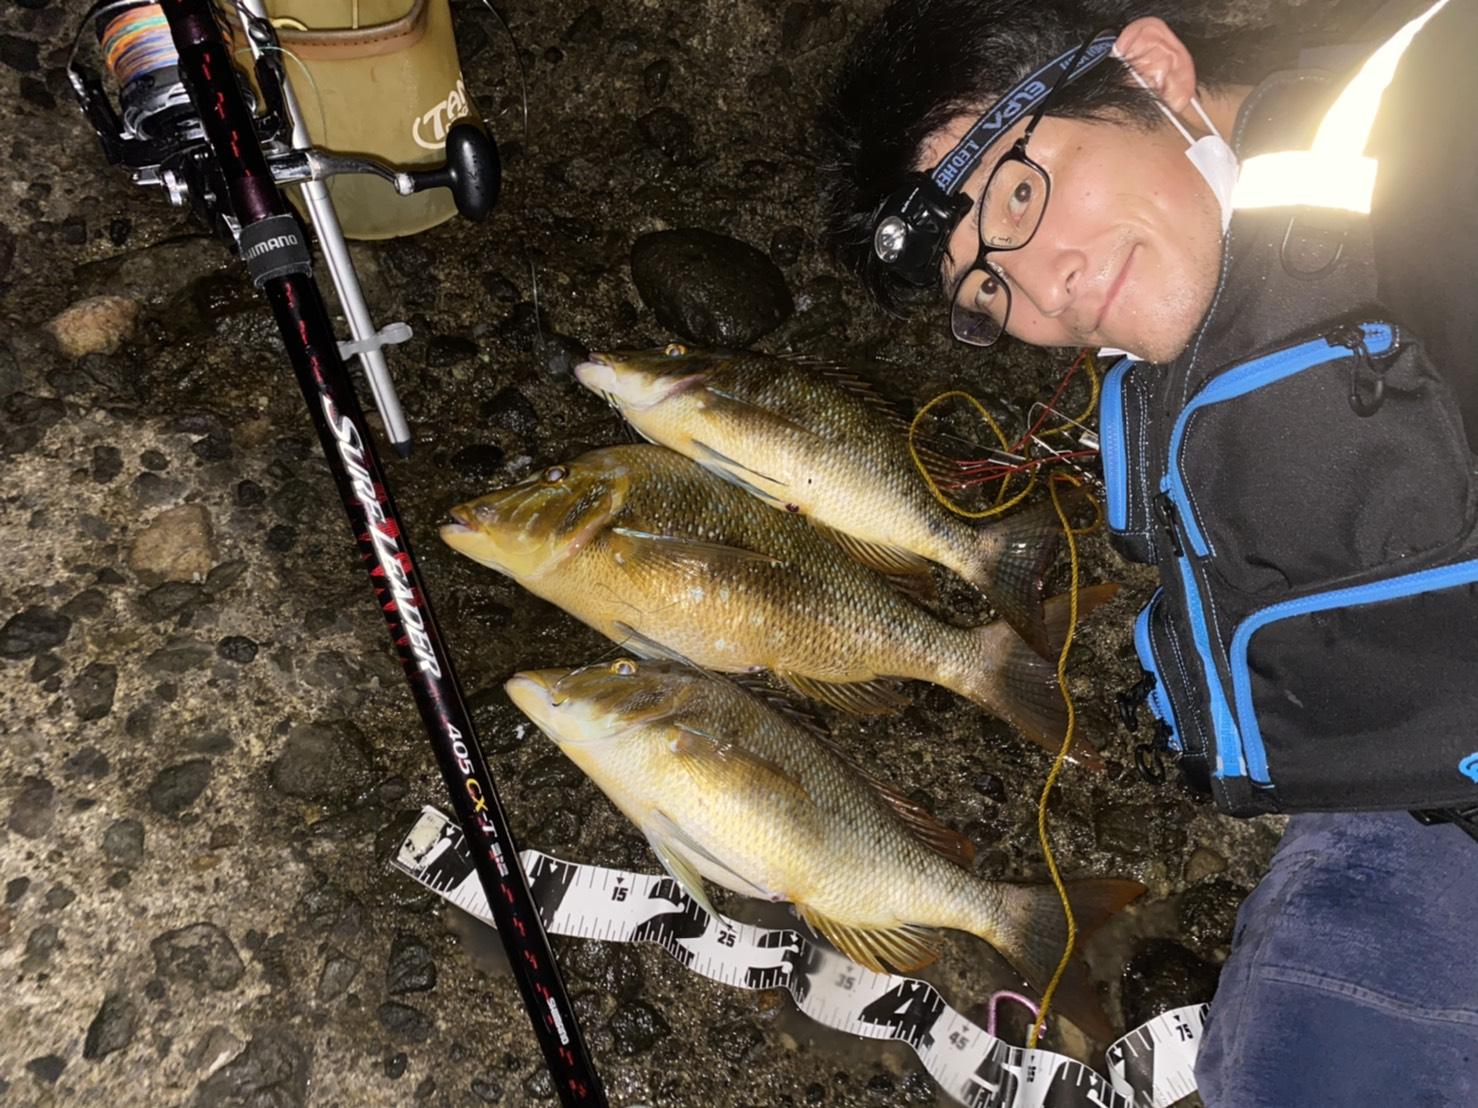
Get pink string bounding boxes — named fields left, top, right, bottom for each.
left=986, top=990, right=1042, bottom=1040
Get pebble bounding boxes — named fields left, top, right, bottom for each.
left=25, top=1055, right=65, bottom=1085
left=188, top=1025, right=242, bottom=1077
left=609, top=999, right=671, bottom=1056
left=376, top=1001, right=433, bottom=1043
left=471, top=1076, right=504, bottom=1102
left=70, top=662, right=118, bottom=720
left=541, top=332, right=589, bottom=377
left=0, top=606, right=71, bottom=658
left=103, top=818, right=145, bottom=867
left=60, top=589, right=107, bottom=621
left=636, top=107, right=696, bottom=162
left=204, top=559, right=248, bottom=595
left=1184, top=845, right=1227, bottom=883
left=769, top=225, right=808, bottom=267
left=128, top=503, right=218, bottom=583
left=147, top=759, right=213, bottom=817
left=384, top=1053, right=407, bottom=1079
left=316, top=951, right=360, bottom=1002
left=30, top=652, right=62, bottom=681
left=216, top=635, right=258, bottom=664
left=521, top=754, right=585, bottom=791
left=24, top=923, right=60, bottom=969
left=63, top=746, right=110, bottom=779
left=780, top=1, right=849, bottom=54
left=83, top=992, right=138, bottom=1059
left=45, top=295, right=141, bottom=359
left=270, top=720, right=374, bottom=803
left=151, top=922, right=246, bottom=991
left=142, top=582, right=203, bottom=620
left=631, top=229, right=794, bottom=347
left=145, top=639, right=212, bottom=674
left=643, top=58, right=671, bottom=99
left=564, top=7, right=603, bottom=43
left=194, top=1030, right=309, bottom=1108
left=8, top=775, right=56, bottom=839
left=92, top=444, right=123, bottom=483
left=7, top=877, right=29, bottom=904
left=1120, top=939, right=1221, bottom=1030
left=387, top=933, right=438, bottom=995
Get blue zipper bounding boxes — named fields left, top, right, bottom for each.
left=1162, top=322, right=1396, bottom=557
left=1133, top=589, right=1183, bottom=752
left=1100, top=357, right=1136, bottom=533
left=1229, top=555, right=1478, bottom=785
left=1169, top=553, right=1244, bottom=778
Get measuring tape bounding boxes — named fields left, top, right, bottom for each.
left=394, top=807, right=1207, bottom=1108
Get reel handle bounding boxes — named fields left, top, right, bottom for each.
left=406, top=122, right=500, bottom=222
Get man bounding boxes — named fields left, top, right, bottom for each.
left=820, top=2, right=1478, bottom=1104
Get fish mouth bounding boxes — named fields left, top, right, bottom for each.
left=505, top=670, right=567, bottom=715
left=574, top=354, right=619, bottom=398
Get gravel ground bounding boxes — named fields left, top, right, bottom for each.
left=0, top=1, right=1413, bottom=1105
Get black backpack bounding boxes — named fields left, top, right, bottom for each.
left=1101, top=72, right=1478, bottom=831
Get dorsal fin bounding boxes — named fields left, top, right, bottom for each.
left=773, top=353, right=909, bottom=428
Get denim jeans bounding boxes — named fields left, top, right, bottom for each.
left=1195, top=811, right=1478, bottom=1107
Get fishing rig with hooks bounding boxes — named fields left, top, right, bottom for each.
left=65, top=2, right=605, bottom=1104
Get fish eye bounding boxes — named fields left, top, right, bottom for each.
left=542, top=465, right=568, bottom=484
left=611, top=659, right=638, bottom=676
left=662, top=343, right=687, bottom=357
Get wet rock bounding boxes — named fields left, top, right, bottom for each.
left=216, top=635, right=258, bottom=664
left=8, top=775, right=56, bottom=839
left=426, top=334, right=479, bottom=367
left=769, top=225, right=808, bottom=267
left=148, top=759, right=213, bottom=817
left=384, top=1053, right=407, bottom=1079
left=316, top=951, right=359, bottom=1003
left=189, top=1026, right=243, bottom=1076
left=152, top=922, right=245, bottom=992
left=235, top=480, right=265, bottom=507
left=145, top=639, right=213, bottom=674
left=61, top=589, right=107, bottom=621
left=266, top=524, right=296, bottom=553
left=1, top=606, right=71, bottom=658
left=376, top=1001, right=433, bottom=1043
left=415, top=1076, right=438, bottom=1100
left=471, top=1076, right=504, bottom=1102
left=28, top=655, right=59, bottom=686
left=104, top=818, right=145, bottom=867
left=522, top=755, right=584, bottom=791
left=481, top=386, right=540, bottom=436
left=46, top=295, right=141, bottom=359
left=26, top=1054, right=65, bottom=1085
left=482, top=271, right=519, bottom=302
left=780, top=2, right=848, bottom=54
left=129, top=504, right=218, bottom=583
left=631, top=229, right=793, bottom=347
left=83, top=992, right=138, bottom=1059
left=71, top=661, right=118, bottom=720
left=63, top=746, right=110, bottom=779
left=270, top=720, right=374, bottom=803
left=1120, top=939, right=1221, bottom=1030
left=540, top=332, right=589, bottom=377
left=387, top=933, right=438, bottom=995
left=1094, top=803, right=1157, bottom=859
left=636, top=107, right=695, bottom=162
left=1184, top=845, right=1227, bottom=883
left=143, top=581, right=204, bottom=619
left=451, top=443, right=505, bottom=480
left=1178, top=878, right=1248, bottom=955
left=609, top=999, right=671, bottom=1056
left=643, top=58, right=671, bottom=99
left=92, top=444, right=123, bottom=483
left=194, top=1029, right=309, bottom=1107
left=204, top=560, right=248, bottom=596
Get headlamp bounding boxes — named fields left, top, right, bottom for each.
left=870, top=29, right=1118, bottom=288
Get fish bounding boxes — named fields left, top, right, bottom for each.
left=441, top=444, right=1115, bottom=766
left=505, top=659, right=1145, bottom=1040
left=575, top=344, right=1078, bottom=658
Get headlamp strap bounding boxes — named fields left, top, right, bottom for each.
left=929, top=29, right=1118, bottom=195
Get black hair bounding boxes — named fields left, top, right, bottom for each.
left=818, top=0, right=1228, bottom=313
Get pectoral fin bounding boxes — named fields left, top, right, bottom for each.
left=609, top=526, right=786, bottom=578
left=794, top=903, right=939, bottom=975
left=645, top=808, right=773, bottom=907
left=667, top=725, right=811, bottom=806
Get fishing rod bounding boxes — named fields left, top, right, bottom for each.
left=67, top=2, right=605, bottom=1102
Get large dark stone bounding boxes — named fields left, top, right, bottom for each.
left=152, top=922, right=245, bottom=992
left=8, top=775, right=55, bottom=839
left=1178, top=877, right=1250, bottom=956
left=1120, top=939, right=1221, bottom=1030
left=71, top=661, right=118, bottom=720
left=103, top=818, right=145, bottom=867
left=609, top=999, right=671, bottom=1056
left=193, top=1029, right=310, bottom=1108
left=630, top=229, right=793, bottom=347
left=386, top=933, right=437, bottom=995
left=376, top=1001, right=433, bottom=1043
left=269, top=720, right=374, bottom=804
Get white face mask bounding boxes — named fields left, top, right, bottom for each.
left=1115, top=50, right=1239, bottom=233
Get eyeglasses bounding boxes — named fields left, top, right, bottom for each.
left=948, top=33, right=1099, bottom=348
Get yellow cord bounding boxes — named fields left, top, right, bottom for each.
left=1027, top=473, right=1083, bottom=1048
left=905, top=362, right=1099, bottom=1049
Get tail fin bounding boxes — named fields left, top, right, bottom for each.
left=986, top=878, right=1146, bottom=1042
left=969, top=583, right=1119, bottom=769
left=964, top=489, right=1087, bottom=659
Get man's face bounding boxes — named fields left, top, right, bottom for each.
left=920, top=109, right=1226, bottom=361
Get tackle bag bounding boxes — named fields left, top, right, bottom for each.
left=1103, top=317, right=1478, bottom=823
